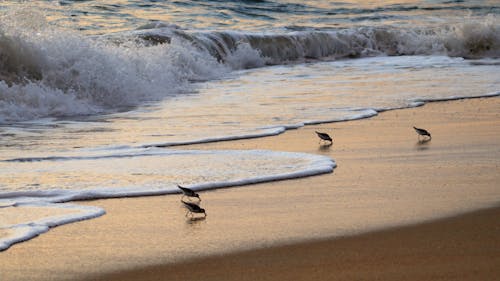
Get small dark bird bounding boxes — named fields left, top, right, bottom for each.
left=182, top=201, right=206, bottom=218
left=315, top=131, right=332, bottom=144
left=413, top=126, right=431, bottom=140
left=178, top=185, right=201, bottom=201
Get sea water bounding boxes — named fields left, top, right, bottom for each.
left=0, top=1, right=499, bottom=251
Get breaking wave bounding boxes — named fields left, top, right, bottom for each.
left=0, top=10, right=498, bottom=122
left=0, top=12, right=226, bottom=123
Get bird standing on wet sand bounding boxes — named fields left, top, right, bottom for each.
left=413, top=126, right=431, bottom=140
left=182, top=201, right=206, bottom=218
left=315, top=131, right=332, bottom=144
left=178, top=185, right=201, bottom=202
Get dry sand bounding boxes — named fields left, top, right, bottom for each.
left=1, top=97, right=499, bottom=281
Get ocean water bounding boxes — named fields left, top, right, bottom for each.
left=0, top=0, right=499, bottom=251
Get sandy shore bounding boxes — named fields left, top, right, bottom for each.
left=1, top=97, right=499, bottom=281
left=92, top=206, right=500, bottom=281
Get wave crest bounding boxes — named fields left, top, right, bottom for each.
left=0, top=16, right=226, bottom=122
left=444, top=15, right=500, bottom=58
left=1, top=12, right=498, bottom=122
left=185, top=17, right=499, bottom=63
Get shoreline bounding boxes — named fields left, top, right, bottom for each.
left=1, top=97, right=499, bottom=280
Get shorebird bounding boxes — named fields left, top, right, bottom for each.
left=182, top=201, right=206, bottom=218
left=413, top=126, right=431, bottom=140
left=178, top=185, right=201, bottom=201
left=315, top=131, right=332, bottom=144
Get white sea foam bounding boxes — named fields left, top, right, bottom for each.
left=411, top=91, right=500, bottom=103
left=1, top=10, right=498, bottom=123
left=0, top=148, right=335, bottom=251
left=163, top=15, right=500, bottom=66
left=0, top=12, right=227, bottom=123
left=0, top=203, right=104, bottom=251
left=142, top=127, right=286, bottom=148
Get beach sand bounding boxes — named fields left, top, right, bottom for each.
left=91, top=207, right=500, bottom=281
left=1, top=98, right=499, bottom=281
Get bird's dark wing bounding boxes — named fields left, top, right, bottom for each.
left=178, top=185, right=194, bottom=195
left=182, top=201, right=202, bottom=212
left=414, top=127, right=430, bottom=136
left=316, top=132, right=332, bottom=141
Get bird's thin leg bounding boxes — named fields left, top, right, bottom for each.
left=185, top=211, right=190, bottom=217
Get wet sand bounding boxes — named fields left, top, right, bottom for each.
left=1, top=97, right=499, bottom=281
left=92, top=206, right=500, bottom=281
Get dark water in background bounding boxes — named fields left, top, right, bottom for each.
left=6, top=0, right=499, bottom=33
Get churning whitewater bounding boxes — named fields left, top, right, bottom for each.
left=0, top=7, right=499, bottom=122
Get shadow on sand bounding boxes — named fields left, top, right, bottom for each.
left=318, top=142, right=332, bottom=151
left=415, top=138, right=431, bottom=150
left=186, top=216, right=207, bottom=223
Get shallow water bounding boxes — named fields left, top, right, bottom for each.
left=0, top=0, right=499, bottom=251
